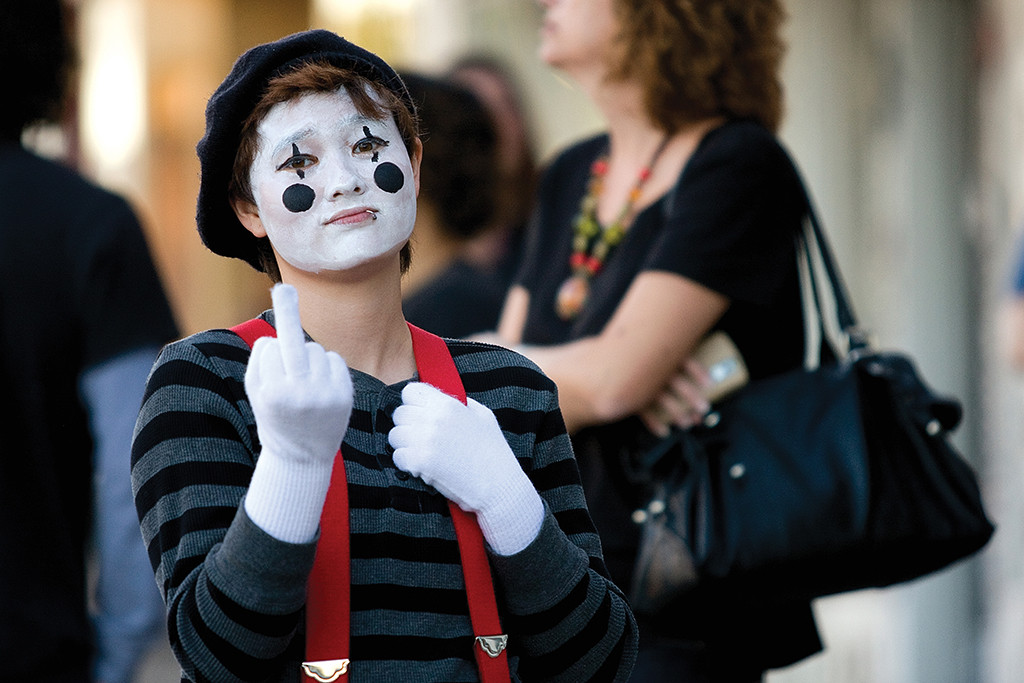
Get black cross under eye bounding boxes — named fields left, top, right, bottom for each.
left=372, top=151, right=379, bottom=162
left=291, top=143, right=306, bottom=178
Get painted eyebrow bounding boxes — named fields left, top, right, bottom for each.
left=267, top=114, right=383, bottom=160
left=268, top=128, right=315, bottom=161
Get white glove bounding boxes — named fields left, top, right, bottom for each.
left=243, top=284, right=353, bottom=543
left=389, top=382, right=544, bottom=555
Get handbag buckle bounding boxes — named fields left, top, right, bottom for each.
left=476, top=634, right=508, bottom=658
left=301, top=659, right=350, bottom=682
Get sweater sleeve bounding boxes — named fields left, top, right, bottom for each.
left=471, top=347, right=639, bottom=682
left=131, top=332, right=316, bottom=682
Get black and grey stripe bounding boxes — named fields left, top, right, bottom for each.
left=131, top=319, right=637, bottom=682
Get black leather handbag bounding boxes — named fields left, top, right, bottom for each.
left=629, top=209, right=995, bottom=615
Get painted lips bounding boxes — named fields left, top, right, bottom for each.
left=325, top=208, right=378, bottom=226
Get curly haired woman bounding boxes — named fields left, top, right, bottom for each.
left=487, top=1, right=824, bottom=679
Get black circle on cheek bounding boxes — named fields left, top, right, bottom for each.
left=374, top=162, right=405, bottom=194
left=282, top=184, right=315, bottom=213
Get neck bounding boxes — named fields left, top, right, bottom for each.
left=589, top=84, right=723, bottom=222
left=575, top=70, right=722, bottom=187
left=279, top=258, right=416, bottom=384
left=584, top=75, right=650, bottom=137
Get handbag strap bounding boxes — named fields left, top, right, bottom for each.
left=230, top=318, right=509, bottom=682
left=795, top=188, right=870, bottom=369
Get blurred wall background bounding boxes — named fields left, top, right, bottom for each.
left=51, top=0, right=1023, bottom=680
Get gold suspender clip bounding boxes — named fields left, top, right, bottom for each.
left=301, top=658, right=350, bottom=682
left=476, top=634, right=509, bottom=658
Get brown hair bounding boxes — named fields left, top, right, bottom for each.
left=609, top=0, right=787, bottom=133
left=230, top=60, right=420, bottom=279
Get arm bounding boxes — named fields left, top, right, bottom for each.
left=1004, top=296, right=1024, bottom=369
left=495, top=273, right=727, bottom=433
left=132, top=285, right=352, bottom=681
left=389, top=352, right=638, bottom=681
left=491, top=374, right=638, bottom=682
left=131, top=333, right=316, bottom=681
left=84, top=347, right=166, bottom=683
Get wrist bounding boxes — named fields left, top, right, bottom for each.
left=244, top=447, right=336, bottom=543
left=475, top=475, right=544, bottom=556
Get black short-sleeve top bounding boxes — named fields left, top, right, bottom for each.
left=515, top=120, right=811, bottom=380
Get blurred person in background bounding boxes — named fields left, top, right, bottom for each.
left=484, top=0, right=824, bottom=680
left=1002, top=225, right=1024, bottom=369
left=399, top=72, right=509, bottom=338
left=0, top=1, right=178, bottom=681
left=447, top=55, right=538, bottom=293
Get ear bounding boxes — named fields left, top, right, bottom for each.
left=409, top=137, right=423, bottom=198
left=231, top=198, right=266, bottom=238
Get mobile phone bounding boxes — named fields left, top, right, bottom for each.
left=692, top=331, right=749, bottom=403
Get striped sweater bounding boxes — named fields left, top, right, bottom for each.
left=131, top=316, right=637, bottom=682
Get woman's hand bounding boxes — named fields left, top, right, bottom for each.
left=638, top=357, right=713, bottom=437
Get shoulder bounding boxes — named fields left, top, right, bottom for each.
left=0, top=147, right=136, bottom=241
left=668, top=119, right=807, bottom=215
left=147, top=328, right=252, bottom=394
left=160, top=327, right=252, bottom=360
left=446, top=337, right=541, bottom=372
left=692, top=119, right=800, bottom=178
left=134, top=327, right=258, bottom=461
left=446, top=338, right=556, bottom=394
left=1, top=146, right=129, bottom=210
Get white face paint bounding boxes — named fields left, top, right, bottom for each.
left=248, top=87, right=417, bottom=273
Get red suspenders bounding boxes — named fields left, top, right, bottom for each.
left=231, top=319, right=510, bottom=682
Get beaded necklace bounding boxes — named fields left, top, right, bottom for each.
left=555, top=136, right=670, bottom=320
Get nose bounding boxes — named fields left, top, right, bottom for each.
left=326, top=156, right=366, bottom=199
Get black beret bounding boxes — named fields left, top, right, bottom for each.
left=195, top=29, right=415, bottom=271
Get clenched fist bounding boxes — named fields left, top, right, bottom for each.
left=389, top=382, right=543, bottom=555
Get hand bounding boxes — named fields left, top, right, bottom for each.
left=245, top=284, right=353, bottom=464
left=389, top=382, right=543, bottom=555
left=639, top=357, right=712, bottom=437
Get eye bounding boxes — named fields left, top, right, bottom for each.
left=353, top=132, right=389, bottom=156
left=277, top=153, right=317, bottom=173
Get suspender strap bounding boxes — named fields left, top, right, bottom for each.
left=303, top=446, right=351, bottom=681
left=230, top=319, right=509, bottom=682
left=407, top=324, right=510, bottom=680
left=231, top=318, right=352, bottom=681
left=231, top=317, right=276, bottom=349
